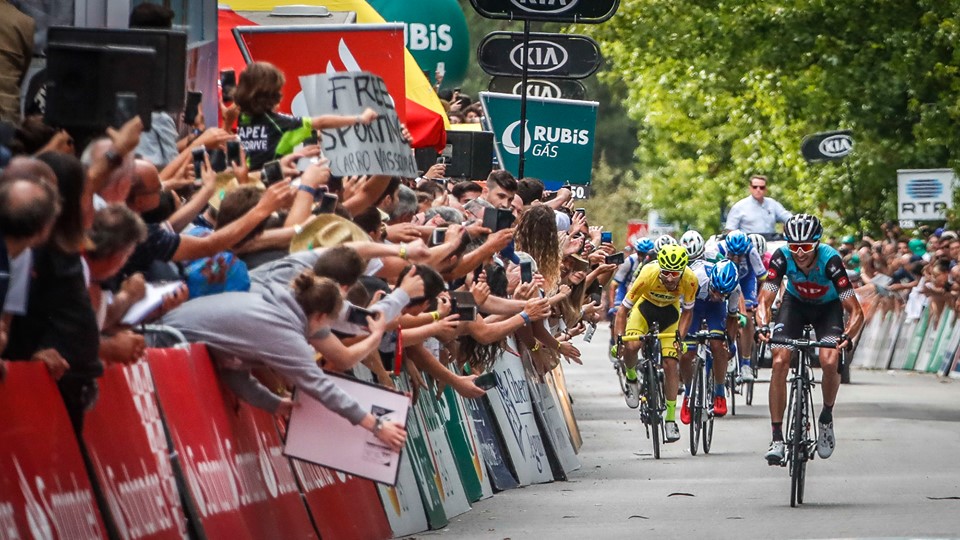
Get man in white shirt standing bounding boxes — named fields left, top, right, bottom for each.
left=724, top=175, right=792, bottom=235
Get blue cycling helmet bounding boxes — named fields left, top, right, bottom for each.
left=635, top=237, right=655, bottom=254
left=725, top=230, right=751, bottom=256
left=709, top=260, right=739, bottom=294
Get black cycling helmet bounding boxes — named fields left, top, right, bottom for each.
left=784, top=213, right=823, bottom=243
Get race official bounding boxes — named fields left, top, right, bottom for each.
left=724, top=175, right=792, bottom=235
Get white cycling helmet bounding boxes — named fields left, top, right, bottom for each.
left=747, top=233, right=767, bottom=255
left=679, top=230, right=705, bottom=260
left=653, top=234, right=677, bottom=254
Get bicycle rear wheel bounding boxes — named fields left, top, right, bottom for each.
left=689, top=356, right=702, bottom=455
left=646, top=360, right=662, bottom=459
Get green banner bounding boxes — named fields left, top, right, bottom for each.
left=903, top=308, right=930, bottom=370
left=394, top=375, right=448, bottom=529
left=369, top=0, right=470, bottom=88
left=480, top=92, right=598, bottom=185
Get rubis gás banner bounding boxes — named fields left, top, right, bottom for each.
left=480, top=91, right=598, bottom=186
left=300, top=71, right=418, bottom=178
left=233, top=24, right=407, bottom=122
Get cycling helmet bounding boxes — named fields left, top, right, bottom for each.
left=653, top=234, right=677, bottom=253
left=657, top=244, right=688, bottom=271
left=635, top=237, right=655, bottom=254
left=783, top=214, right=823, bottom=243
left=709, top=260, right=739, bottom=295
left=725, top=230, right=751, bottom=255
left=747, top=233, right=767, bottom=255
left=679, top=230, right=705, bottom=260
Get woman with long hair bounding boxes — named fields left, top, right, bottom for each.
left=515, top=204, right=560, bottom=292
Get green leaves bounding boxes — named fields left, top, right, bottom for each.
left=579, top=0, right=960, bottom=234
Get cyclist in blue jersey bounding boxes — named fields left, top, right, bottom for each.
left=757, top=214, right=864, bottom=464
left=717, top=229, right=766, bottom=383
left=679, top=232, right=741, bottom=421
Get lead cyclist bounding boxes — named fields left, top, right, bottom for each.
left=756, top=214, right=864, bottom=464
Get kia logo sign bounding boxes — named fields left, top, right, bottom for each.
left=801, top=130, right=854, bottom=162
left=470, top=0, right=619, bottom=23
left=510, top=0, right=578, bottom=14
left=488, top=76, right=586, bottom=100
left=478, top=32, right=601, bottom=79
left=509, top=40, right=568, bottom=72
left=818, top=134, right=853, bottom=158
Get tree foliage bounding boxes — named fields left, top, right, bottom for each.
left=576, top=0, right=960, bottom=234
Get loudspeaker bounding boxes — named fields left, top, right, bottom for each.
left=48, top=27, right=187, bottom=113
left=445, top=131, right=494, bottom=180
left=45, top=43, right=155, bottom=131
left=414, top=146, right=439, bottom=176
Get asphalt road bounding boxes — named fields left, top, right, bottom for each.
left=417, top=326, right=960, bottom=539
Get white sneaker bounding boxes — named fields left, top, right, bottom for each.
left=665, top=421, right=680, bottom=442
left=765, top=440, right=785, bottom=465
left=625, top=379, right=640, bottom=409
left=817, top=421, right=835, bottom=459
left=740, top=364, right=755, bottom=382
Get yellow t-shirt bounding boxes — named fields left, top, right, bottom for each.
left=624, top=262, right=698, bottom=310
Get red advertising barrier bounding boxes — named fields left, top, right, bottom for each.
left=145, top=345, right=316, bottom=539
left=0, top=362, right=109, bottom=539
left=276, top=419, right=393, bottom=540
left=82, top=362, right=189, bottom=539
left=234, top=24, right=408, bottom=122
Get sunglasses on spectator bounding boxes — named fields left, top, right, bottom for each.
left=788, top=242, right=818, bottom=254
left=751, top=184, right=766, bottom=190
left=660, top=269, right=682, bottom=279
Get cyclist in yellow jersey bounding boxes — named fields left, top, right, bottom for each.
left=613, top=245, right=698, bottom=443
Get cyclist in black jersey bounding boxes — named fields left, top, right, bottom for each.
left=757, top=214, right=864, bottom=464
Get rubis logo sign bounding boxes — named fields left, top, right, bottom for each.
left=478, top=32, right=601, bottom=79
left=470, top=0, right=620, bottom=23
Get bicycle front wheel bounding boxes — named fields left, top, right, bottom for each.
left=703, top=363, right=716, bottom=454
left=646, top=360, right=662, bottom=459
left=689, top=356, right=703, bottom=455
left=789, top=377, right=807, bottom=507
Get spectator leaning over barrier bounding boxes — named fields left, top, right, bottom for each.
left=724, top=174, right=792, bottom=235
left=0, top=174, right=60, bottom=359
left=232, top=61, right=379, bottom=170
left=4, top=143, right=143, bottom=433
left=162, top=269, right=408, bottom=451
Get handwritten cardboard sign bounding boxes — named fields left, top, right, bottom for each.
left=299, top=71, right=417, bottom=178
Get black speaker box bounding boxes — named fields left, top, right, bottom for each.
left=414, top=146, right=439, bottom=176
left=445, top=131, right=494, bottom=180
left=48, top=26, right=187, bottom=113
left=45, top=43, right=155, bottom=131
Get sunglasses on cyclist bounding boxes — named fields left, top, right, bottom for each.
left=660, top=269, right=682, bottom=279
left=788, top=242, right=818, bottom=254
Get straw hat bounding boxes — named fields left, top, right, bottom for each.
left=208, top=172, right=265, bottom=211
left=290, top=214, right=370, bottom=253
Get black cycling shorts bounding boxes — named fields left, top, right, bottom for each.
left=770, top=294, right=844, bottom=350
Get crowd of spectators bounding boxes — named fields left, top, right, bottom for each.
left=0, top=4, right=613, bottom=455
left=834, top=222, right=960, bottom=330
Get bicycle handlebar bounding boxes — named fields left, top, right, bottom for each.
left=621, top=332, right=679, bottom=343
left=766, top=337, right=837, bottom=349
left=685, top=331, right=728, bottom=343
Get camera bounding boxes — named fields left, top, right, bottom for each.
left=450, top=291, right=477, bottom=321
left=605, top=252, right=625, bottom=265
left=430, top=228, right=447, bottom=246
left=473, top=372, right=498, bottom=390
left=520, top=261, right=533, bottom=283
left=262, top=160, right=283, bottom=185
left=191, top=147, right=206, bottom=180
left=317, top=193, right=338, bottom=214
left=482, top=207, right=515, bottom=232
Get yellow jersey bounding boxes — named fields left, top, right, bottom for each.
left=623, top=262, right=698, bottom=310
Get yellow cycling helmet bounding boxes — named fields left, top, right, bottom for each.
left=657, top=244, right=689, bottom=271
